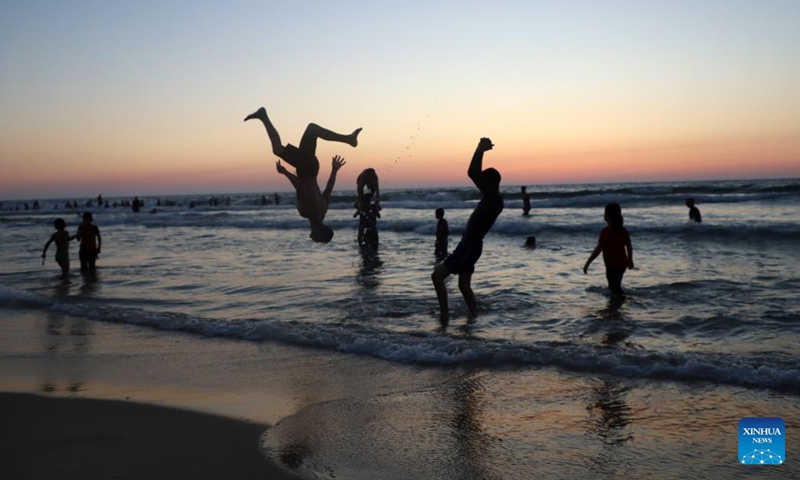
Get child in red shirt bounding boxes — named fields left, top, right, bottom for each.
left=583, top=203, right=634, bottom=295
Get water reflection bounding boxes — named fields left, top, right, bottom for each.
left=355, top=246, right=383, bottom=289
left=79, top=269, right=101, bottom=295
left=446, top=375, right=497, bottom=480
left=40, top=310, right=93, bottom=395
left=585, top=380, right=634, bottom=476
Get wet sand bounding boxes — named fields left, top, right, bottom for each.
left=1, top=392, right=301, bottom=480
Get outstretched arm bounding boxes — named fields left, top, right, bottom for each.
left=468, top=137, right=495, bottom=193
left=584, top=243, right=602, bottom=274
left=323, top=155, right=346, bottom=201
left=42, top=235, right=54, bottom=258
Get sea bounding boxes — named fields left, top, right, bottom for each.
left=1, top=178, right=799, bottom=479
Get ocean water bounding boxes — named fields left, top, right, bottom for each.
left=2, top=178, right=799, bottom=478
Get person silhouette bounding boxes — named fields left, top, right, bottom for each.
left=521, top=186, right=531, bottom=216
left=431, top=138, right=504, bottom=324
left=245, top=107, right=361, bottom=243
left=354, top=191, right=380, bottom=249
left=76, top=212, right=102, bottom=272
left=435, top=207, right=449, bottom=259
left=42, top=218, right=75, bottom=277
left=583, top=203, right=634, bottom=296
left=685, top=198, right=702, bottom=223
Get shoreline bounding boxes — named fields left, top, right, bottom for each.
left=1, top=391, right=302, bottom=480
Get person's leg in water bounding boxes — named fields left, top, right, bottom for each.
left=432, top=263, right=451, bottom=324
left=458, top=270, right=477, bottom=316
left=605, top=268, right=625, bottom=296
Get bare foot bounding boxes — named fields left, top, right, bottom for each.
left=244, top=107, right=267, bottom=122
left=349, top=127, right=363, bottom=147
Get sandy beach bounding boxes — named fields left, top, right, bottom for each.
left=1, top=392, right=300, bottom=480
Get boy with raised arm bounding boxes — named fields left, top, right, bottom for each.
left=432, top=137, right=504, bottom=324
left=245, top=107, right=361, bottom=243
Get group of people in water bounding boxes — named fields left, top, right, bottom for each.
left=41, top=212, right=101, bottom=278
left=38, top=106, right=704, bottom=324
left=244, top=107, right=707, bottom=323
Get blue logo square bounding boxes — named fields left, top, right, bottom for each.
left=739, top=417, right=785, bottom=465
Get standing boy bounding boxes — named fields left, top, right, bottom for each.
left=432, top=138, right=504, bottom=323
left=76, top=212, right=101, bottom=271
left=521, top=186, right=531, bottom=216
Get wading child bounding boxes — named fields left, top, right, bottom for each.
left=41, top=218, right=74, bottom=277
left=583, top=203, right=634, bottom=295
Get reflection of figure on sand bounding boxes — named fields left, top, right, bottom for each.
left=41, top=218, right=75, bottom=278
left=76, top=212, right=102, bottom=272
left=521, top=186, right=531, bottom=216
left=686, top=197, right=701, bottom=223
left=432, top=138, right=504, bottom=324
left=435, top=208, right=449, bottom=259
left=584, top=203, right=633, bottom=296
left=354, top=191, right=380, bottom=249
left=446, top=375, right=496, bottom=479
left=245, top=106, right=361, bottom=243
left=586, top=380, right=633, bottom=449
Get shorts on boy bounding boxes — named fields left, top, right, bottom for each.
left=444, top=240, right=483, bottom=275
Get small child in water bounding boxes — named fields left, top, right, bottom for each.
left=41, top=218, right=74, bottom=277
left=583, top=203, right=634, bottom=295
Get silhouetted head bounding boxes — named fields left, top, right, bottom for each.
left=525, top=236, right=536, bottom=247
left=54, top=218, right=66, bottom=231
left=604, top=203, right=624, bottom=230
left=482, top=168, right=501, bottom=190
left=82, top=211, right=93, bottom=223
left=435, top=207, right=444, bottom=219
left=521, top=186, right=527, bottom=193
left=310, top=223, right=334, bottom=244
left=685, top=198, right=695, bottom=207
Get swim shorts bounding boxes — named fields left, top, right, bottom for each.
left=281, top=144, right=319, bottom=179
left=444, top=240, right=483, bottom=275
left=55, top=250, right=69, bottom=265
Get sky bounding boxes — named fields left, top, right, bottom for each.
left=2, top=0, right=799, bottom=200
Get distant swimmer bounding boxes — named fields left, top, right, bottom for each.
left=245, top=106, right=361, bottom=243
left=583, top=203, right=634, bottom=296
left=41, top=218, right=75, bottom=278
left=521, top=186, right=531, bottom=216
left=76, top=212, right=102, bottom=272
left=435, top=207, right=449, bottom=259
left=686, top=198, right=701, bottom=223
left=525, top=236, right=536, bottom=248
left=432, top=138, right=504, bottom=324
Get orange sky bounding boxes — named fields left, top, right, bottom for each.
left=2, top=2, right=799, bottom=200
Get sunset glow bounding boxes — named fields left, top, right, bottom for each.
left=2, top=1, right=799, bottom=200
